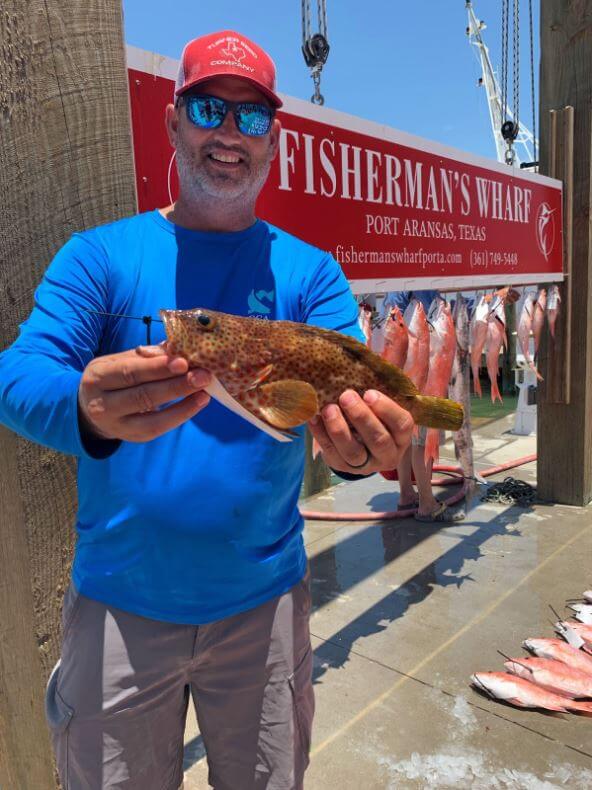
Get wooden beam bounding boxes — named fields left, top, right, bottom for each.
left=539, top=106, right=573, bottom=404
left=0, top=0, right=137, bottom=782
left=538, top=1, right=592, bottom=505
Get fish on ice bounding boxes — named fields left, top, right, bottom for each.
left=504, top=656, right=592, bottom=698
left=160, top=307, right=464, bottom=442
left=471, top=671, right=592, bottom=713
left=523, top=638, right=592, bottom=676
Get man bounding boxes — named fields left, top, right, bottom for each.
left=0, top=30, right=412, bottom=789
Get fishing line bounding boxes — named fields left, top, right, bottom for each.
left=79, top=308, right=163, bottom=345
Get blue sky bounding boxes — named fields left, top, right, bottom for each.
left=122, top=1, right=539, bottom=162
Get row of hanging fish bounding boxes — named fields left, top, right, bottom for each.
left=471, top=589, right=592, bottom=715
left=357, top=284, right=561, bottom=456
left=377, top=296, right=461, bottom=467
left=516, top=285, right=561, bottom=381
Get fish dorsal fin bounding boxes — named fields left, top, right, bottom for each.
left=256, top=380, right=319, bottom=429
left=295, top=324, right=419, bottom=397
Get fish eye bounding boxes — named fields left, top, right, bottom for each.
left=195, top=311, right=216, bottom=331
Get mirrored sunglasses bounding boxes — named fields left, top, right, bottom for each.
left=183, top=94, right=274, bottom=137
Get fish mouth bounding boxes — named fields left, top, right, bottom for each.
left=159, top=309, right=178, bottom=340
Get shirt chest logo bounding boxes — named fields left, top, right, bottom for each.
left=247, top=289, right=275, bottom=316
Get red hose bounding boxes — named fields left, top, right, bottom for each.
left=300, top=453, right=537, bottom=521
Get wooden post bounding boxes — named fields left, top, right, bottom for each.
left=0, top=1, right=137, bottom=783
left=302, top=429, right=331, bottom=498
left=538, top=1, right=592, bottom=505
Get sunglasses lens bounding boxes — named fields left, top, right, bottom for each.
left=186, top=96, right=226, bottom=129
left=236, top=104, right=273, bottom=136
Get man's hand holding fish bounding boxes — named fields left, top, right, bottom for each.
left=78, top=346, right=211, bottom=444
left=308, top=389, right=414, bottom=474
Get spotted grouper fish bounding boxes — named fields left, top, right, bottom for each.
left=160, top=307, right=464, bottom=443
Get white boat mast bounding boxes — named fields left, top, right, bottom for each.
left=466, top=1, right=537, bottom=166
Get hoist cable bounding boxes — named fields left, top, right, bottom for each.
left=513, top=0, right=520, bottom=132
left=501, top=0, right=509, bottom=122
left=318, top=0, right=328, bottom=37
left=528, top=0, right=537, bottom=163
left=301, top=0, right=329, bottom=105
left=302, top=0, right=311, bottom=47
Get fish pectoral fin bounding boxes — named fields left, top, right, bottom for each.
left=256, top=380, right=319, bottom=429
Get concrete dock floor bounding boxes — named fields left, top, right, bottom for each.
left=183, top=415, right=592, bottom=789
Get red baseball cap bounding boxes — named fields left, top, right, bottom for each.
left=175, top=30, right=283, bottom=108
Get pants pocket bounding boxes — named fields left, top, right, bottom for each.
left=45, top=661, right=74, bottom=734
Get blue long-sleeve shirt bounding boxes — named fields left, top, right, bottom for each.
left=0, top=210, right=364, bottom=624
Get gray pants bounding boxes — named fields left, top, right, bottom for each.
left=45, top=572, right=314, bottom=789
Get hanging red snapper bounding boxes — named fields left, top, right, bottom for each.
left=470, top=294, right=490, bottom=397
left=485, top=295, right=506, bottom=404
left=533, top=288, right=547, bottom=357
left=358, top=303, right=373, bottom=348
left=517, top=292, right=542, bottom=381
left=382, top=306, right=408, bottom=369
left=547, top=284, right=561, bottom=340
left=423, top=299, right=457, bottom=465
left=403, top=299, right=430, bottom=392
left=160, top=307, right=464, bottom=442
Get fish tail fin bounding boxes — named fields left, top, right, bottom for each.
left=424, top=428, right=440, bottom=466
left=472, top=366, right=482, bottom=397
left=490, top=377, right=503, bottom=404
left=568, top=700, right=592, bottom=716
left=410, top=395, right=464, bottom=431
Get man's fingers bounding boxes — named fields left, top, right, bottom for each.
left=86, top=348, right=190, bottom=391
left=362, top=391, right=414, bottom=449
left=122, top=391, right=211, bottom=441
left=135, top=342, right=168, bottom=358
left=93, top=369, right=211, bottom=419
left=309, top=408, right=369, bottom=470
left=338, top=391, right=393, bottom=459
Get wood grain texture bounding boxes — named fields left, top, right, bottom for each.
left=537, top=0, right=592, bottom=505
left=0, top=0, right=137, bottom=782
left=539, top=106, right=573, bottom=404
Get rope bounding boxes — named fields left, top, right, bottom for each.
left=481, top=476, right=536, bottom=507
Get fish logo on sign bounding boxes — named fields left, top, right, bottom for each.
left=536, top=202, right=556, bottom=261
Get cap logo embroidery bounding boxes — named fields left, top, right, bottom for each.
left=220, top=40, right=246, bottom=63
left=208, top=36, right=257, bottom=74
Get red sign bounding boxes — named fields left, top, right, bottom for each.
left=127, top=45, right=563, bottom=293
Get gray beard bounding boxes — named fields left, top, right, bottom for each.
left=175, top=137, right=272, bottom=205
